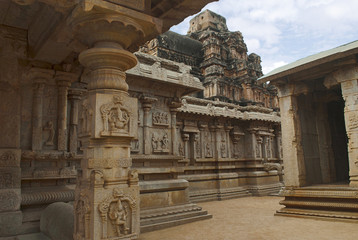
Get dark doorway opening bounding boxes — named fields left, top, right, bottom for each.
left=327, top=97, right=349, bottom=183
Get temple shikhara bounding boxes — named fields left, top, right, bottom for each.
left=0, top=0, right=357, bottom=239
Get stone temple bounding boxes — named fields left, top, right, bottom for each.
left=0, top=1, right=284, bottom=238
left=2, top=0, right=356, bottom=239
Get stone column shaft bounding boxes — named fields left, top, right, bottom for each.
left=170, top=107, right=179, bottom=155
left=279, top=93, right=306, bottom=187
left=30, top=68, right=53, bottom=151
left=56, top=72, right=74, bottom=151
left=68, top=89, right=82, bottom=154
left=141, top=97, right=156, bottom=155
left=340, top=77, right=358, bottom=187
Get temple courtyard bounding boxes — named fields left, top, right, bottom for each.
left=140, top=196, right=358, bottom=240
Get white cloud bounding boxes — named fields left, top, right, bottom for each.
left=170, top=0, right=358, bottom=75
left=263, top=61, right=288, bottom=75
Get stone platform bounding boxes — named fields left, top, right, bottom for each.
left=276, top=185, right=358, bottom=222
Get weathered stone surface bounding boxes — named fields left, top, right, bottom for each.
left=40, top=202, right=74, bottom=240
left=0, top=189, right=21, bottom=212
left=0, top=211, right=22, bottom=237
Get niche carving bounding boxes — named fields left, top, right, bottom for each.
left=101, top=96, right=130, bottom=136
left=98, top=188, right=136, bottom=239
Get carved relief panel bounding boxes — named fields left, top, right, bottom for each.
left=42, top=84, right=58, bottom=149
left=98, top=188, right=138, bottom=239
left=204, top=132, right=213, bottom=158
left=92, top=94, right=138, bottom=138
left=151, top=131, right=170, bottom=153
left=152, top=111, right=169, bottom=126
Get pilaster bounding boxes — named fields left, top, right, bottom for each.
left=68, top=88, right=84, bottom=154
left=141, top=97, right=157, bottom=155
left=30, top=68, right=54, bottom=151
left=55, top=71, right=77, bottom=151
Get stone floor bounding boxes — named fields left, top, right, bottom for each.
left=139, top=196, right=358, bottom=240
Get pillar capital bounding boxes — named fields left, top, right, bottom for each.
left=29, top=67, right=54, bottom=84
left=68, top=0, right=162, bottom=50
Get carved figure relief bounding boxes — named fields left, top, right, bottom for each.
left=195, top=140, right=201, bottom=157
left=220, top=143, right=227, bottom=158
left=152, top=132, right=170, bottom=153
left=131, top=140, right=139, bottom=153
left=79, top=99, right=93, bottom=136
left=98, top=188, right=136, bottom=239
left=179, top=143, right=184, bottom=156
left=109, top=199, right=129, bottom=235
left=74, top=192, right=90, bottom=240
left=256, top=136, right=263, bottom=158
left=205, top=142, right=212, bottom=158
left=43, top=121, right=55, bottom=146
left=152, top=112, right=169, bottom=126
left=101, top=96, right=130, bottom=136
left=265, top=137, right=271, bottom=159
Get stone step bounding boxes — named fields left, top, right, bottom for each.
left=16, top=232, right=50, bottom=240
left=276, top=207, right=358, bottom=222
left=278, top=187, right=358, bottom=222
left=141, top=209, right=209, bottom=226
left=141, top=212, right=212, bottom=233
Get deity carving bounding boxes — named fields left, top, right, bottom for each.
left=79, top=99, right=93, bottom=136
left=74, top=192, right=90, bottom=240
left=220, top=143, right=227, bottom=158
left=152, top=111, right=169, bottom=126
left=131, top=140, right=139, bottom=153
left=109, top=199, right=129, bottom=236
left=98, top=188, right=136, bottom=238
left=151, top=132, right=170, bottom=153
left=178, top=143, right=184, bottom=156
left=265, top=137, right=271, bottom=159
left=43, top=121, right=55, bottom=146
left=256, top=136, right=263, bottom=158
left=101, top=96, right=130, bottom=136
left=205, top=142, right=212, bottom=158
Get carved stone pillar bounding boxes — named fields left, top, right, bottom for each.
left=225, top=125, right=233, bottom=158
left=278, top=85, right=306, bottom=187
left=332, top=67, right=358, bottom=187
left=182, top=133, right=190, bottom=160
left=198, top=122, right=207, bottom=159
left=68, top=2, right=162, bottom=239
left=68, top=88, right=83, bottom=154
left=30, top=68, right=53, bottom=151
left=141, top=97, right=157, bottom=155
left=56, top=71, right=75, bottom=151
left=170, top=101, right=181, bottom=156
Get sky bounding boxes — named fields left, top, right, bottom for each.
left=170, top=0, right=358, bottom=74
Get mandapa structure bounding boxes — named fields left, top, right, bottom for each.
left=259, top=41, right=358, bottom=221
